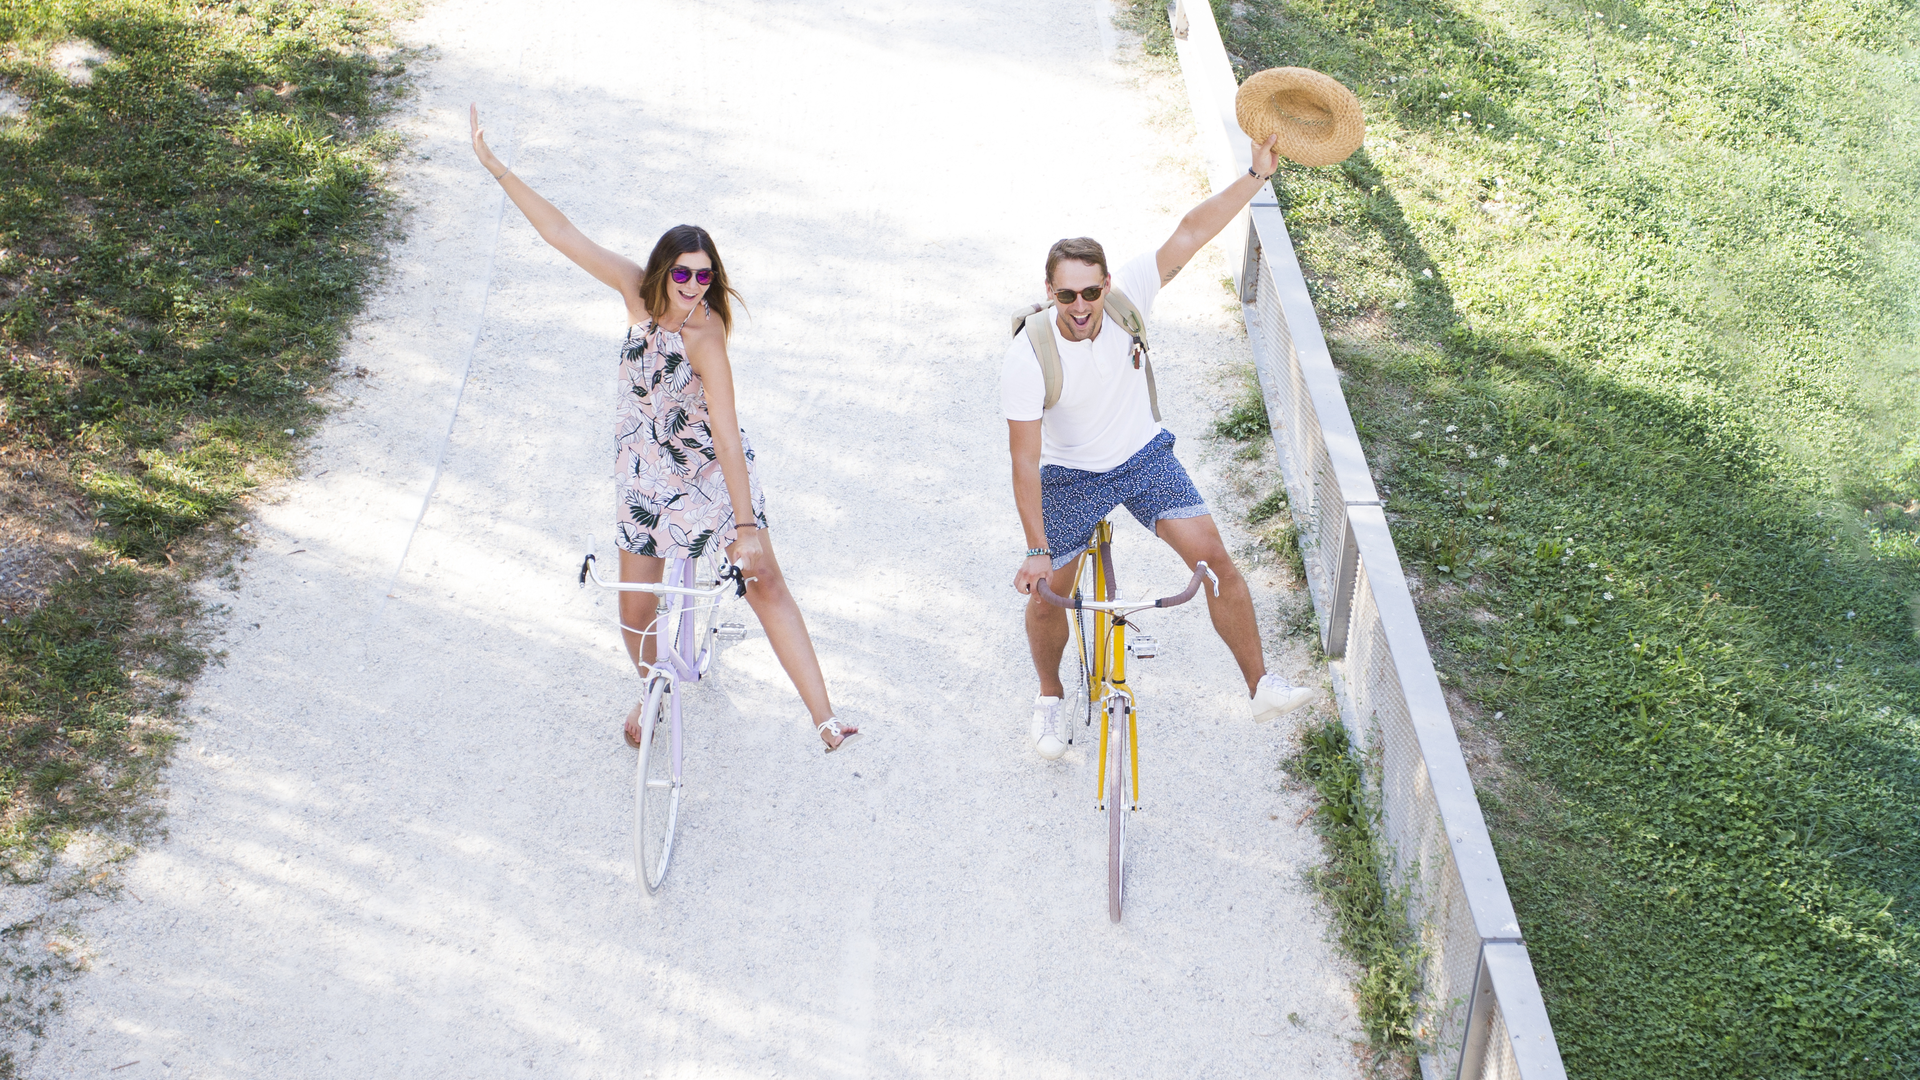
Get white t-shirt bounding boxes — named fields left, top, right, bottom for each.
left=1001, top=251, right=1163, bottom=473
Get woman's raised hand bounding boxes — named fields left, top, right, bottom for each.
left=470, top=103, right=507, bottom=179
left=466, top=109, right=640, bottom=299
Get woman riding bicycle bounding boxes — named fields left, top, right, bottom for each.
left=469, top=105, right=856, bottom=752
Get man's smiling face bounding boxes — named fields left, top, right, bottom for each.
left=1048, top=258, right=1109, bottom=343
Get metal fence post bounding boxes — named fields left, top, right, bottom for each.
left=1238, top=212, right=1261, bottom=304
left=1456, top=946, right=1498, bottom=1080
left=1322, top=508, right=1360, bottom=656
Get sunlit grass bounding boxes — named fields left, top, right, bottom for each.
left=0, top=0, right=401, bottom=873
left=1145, top=0, right=1920, bottom=1073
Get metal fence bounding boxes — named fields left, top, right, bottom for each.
left=1163, top=2, right=1568, bottom=1077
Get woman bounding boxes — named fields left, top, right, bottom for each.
left=469, top=105, right=856, bottom=752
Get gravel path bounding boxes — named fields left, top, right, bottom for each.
left=27, top=1, right=1361, bottom=1076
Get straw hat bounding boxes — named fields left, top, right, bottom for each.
left=1234, top=67, right=1365, bottom=167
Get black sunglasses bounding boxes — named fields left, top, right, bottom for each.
left=669, top=266, right=714, bottom=285
left=1052, top=285, right=1104, bottom=305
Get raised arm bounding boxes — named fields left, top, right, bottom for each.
left=470, top=104, right=642, bottom=299
left=1154, top=134, right=1281, bottom=287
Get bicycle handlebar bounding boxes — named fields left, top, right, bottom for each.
left=1033, top=561, right=1219, bottom=612
left=578, top=552, right=749, bottom=598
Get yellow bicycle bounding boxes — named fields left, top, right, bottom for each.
left=1038, top=517, right=1216, bottom=922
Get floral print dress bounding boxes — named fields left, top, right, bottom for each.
left=614, top=316, right=767, bottom=560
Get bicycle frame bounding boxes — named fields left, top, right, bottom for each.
left=1090, top=523, right=1132, bottom=810
left=580, top=550, right=745, bottom=766
left=1041, top=519, right=1218, bottom=812
left=581, top=547, right=748, bottom=891
left=580, top=550, right=742, bottom=680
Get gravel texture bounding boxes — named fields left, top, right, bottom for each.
left=25, top=1, right=1363, bottom=1076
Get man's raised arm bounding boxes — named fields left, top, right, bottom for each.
left=1154, top=134, right=1281, bottom=287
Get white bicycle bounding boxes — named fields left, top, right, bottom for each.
left=579, top=544, right=748, bottom=893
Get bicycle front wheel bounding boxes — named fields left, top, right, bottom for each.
left=1107, top=698, right=1129, bottom=922
left=633, top=677, right=681, bottom=893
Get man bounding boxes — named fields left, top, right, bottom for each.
left=1003, top=133, right=1314, bottom=760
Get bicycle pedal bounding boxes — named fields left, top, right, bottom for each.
left=714, top=622, right=749, bottom=642
left=1127, top=635, right=1158, bottom=660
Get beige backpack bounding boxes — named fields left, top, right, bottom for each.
left=1010, top=290, right=1161, bottom=421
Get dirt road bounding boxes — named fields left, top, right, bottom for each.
left=28, top=1, right=1360, bottom=1076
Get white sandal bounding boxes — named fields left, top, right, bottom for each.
left=817, top=717, right=861, bottom=754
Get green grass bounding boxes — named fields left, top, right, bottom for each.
left=1121, top=0, right=1920, bottom=1068
left=0, top=0, right=402, bottom=871
left=1134, top=0, right=1920, bottom=1073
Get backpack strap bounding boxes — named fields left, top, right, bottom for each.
left=1013, top=303, right=1065, bottom=411
left=1010, top=290, right=1160, bottom=421
left=1102, top=289, right=1161, bottom=423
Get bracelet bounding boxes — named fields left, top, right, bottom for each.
left=1247, top=165, right=1275, bottom=182
left=491, top=168, right=509, bottom=180
left=735, top=520, right=760, bottom=529
left=1025, top=547, right=1050, bottom=559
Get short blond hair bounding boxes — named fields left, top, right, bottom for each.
left=1046, top=237, right=1109, bottom=283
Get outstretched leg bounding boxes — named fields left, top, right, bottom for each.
left=727, top=529, right=850, bottom=749
left=1154, top=514, right=1267, bottom=695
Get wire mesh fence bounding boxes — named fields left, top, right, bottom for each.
left=1243, top=197, right=1564, bottom=1080
left=1163, top=1, right=1568, bottom=1076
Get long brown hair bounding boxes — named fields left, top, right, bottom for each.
left=640, top=224, right=744, bottom=334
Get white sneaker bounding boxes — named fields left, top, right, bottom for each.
left=1251, top=674, right=1314, bottom=722
left=1030, top=695, right=1067, bottom=760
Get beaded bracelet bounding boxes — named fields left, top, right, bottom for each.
left=1025, top=547, right=1050, bottom=559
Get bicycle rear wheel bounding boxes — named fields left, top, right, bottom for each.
left=633, top=676, right=681, bottom=893
left=1107, top=696, right=1129, bottom=922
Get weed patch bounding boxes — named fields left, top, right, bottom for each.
left=1288, top=718, right=1422, bottom=1075
left=1214, top=378, right=1271, bottom=446
left=1246, top=485, right=1306, bottom=584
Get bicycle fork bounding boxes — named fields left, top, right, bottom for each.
left=1095, top=692, right=1141, bottom=812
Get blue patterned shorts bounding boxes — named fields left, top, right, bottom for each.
left=1040, top=430, right=1208, bottom=569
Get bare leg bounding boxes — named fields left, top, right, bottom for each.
left=1155, top=514, right=1268, bottom=695
left=1024, top=556, right=1085, bottom=699
left=727, top=529, right=848, bottom=748
left=617, top=549, right=668, bottom=746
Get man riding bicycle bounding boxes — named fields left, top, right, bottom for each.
left=1003, top=132, right=1313, bottom=760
